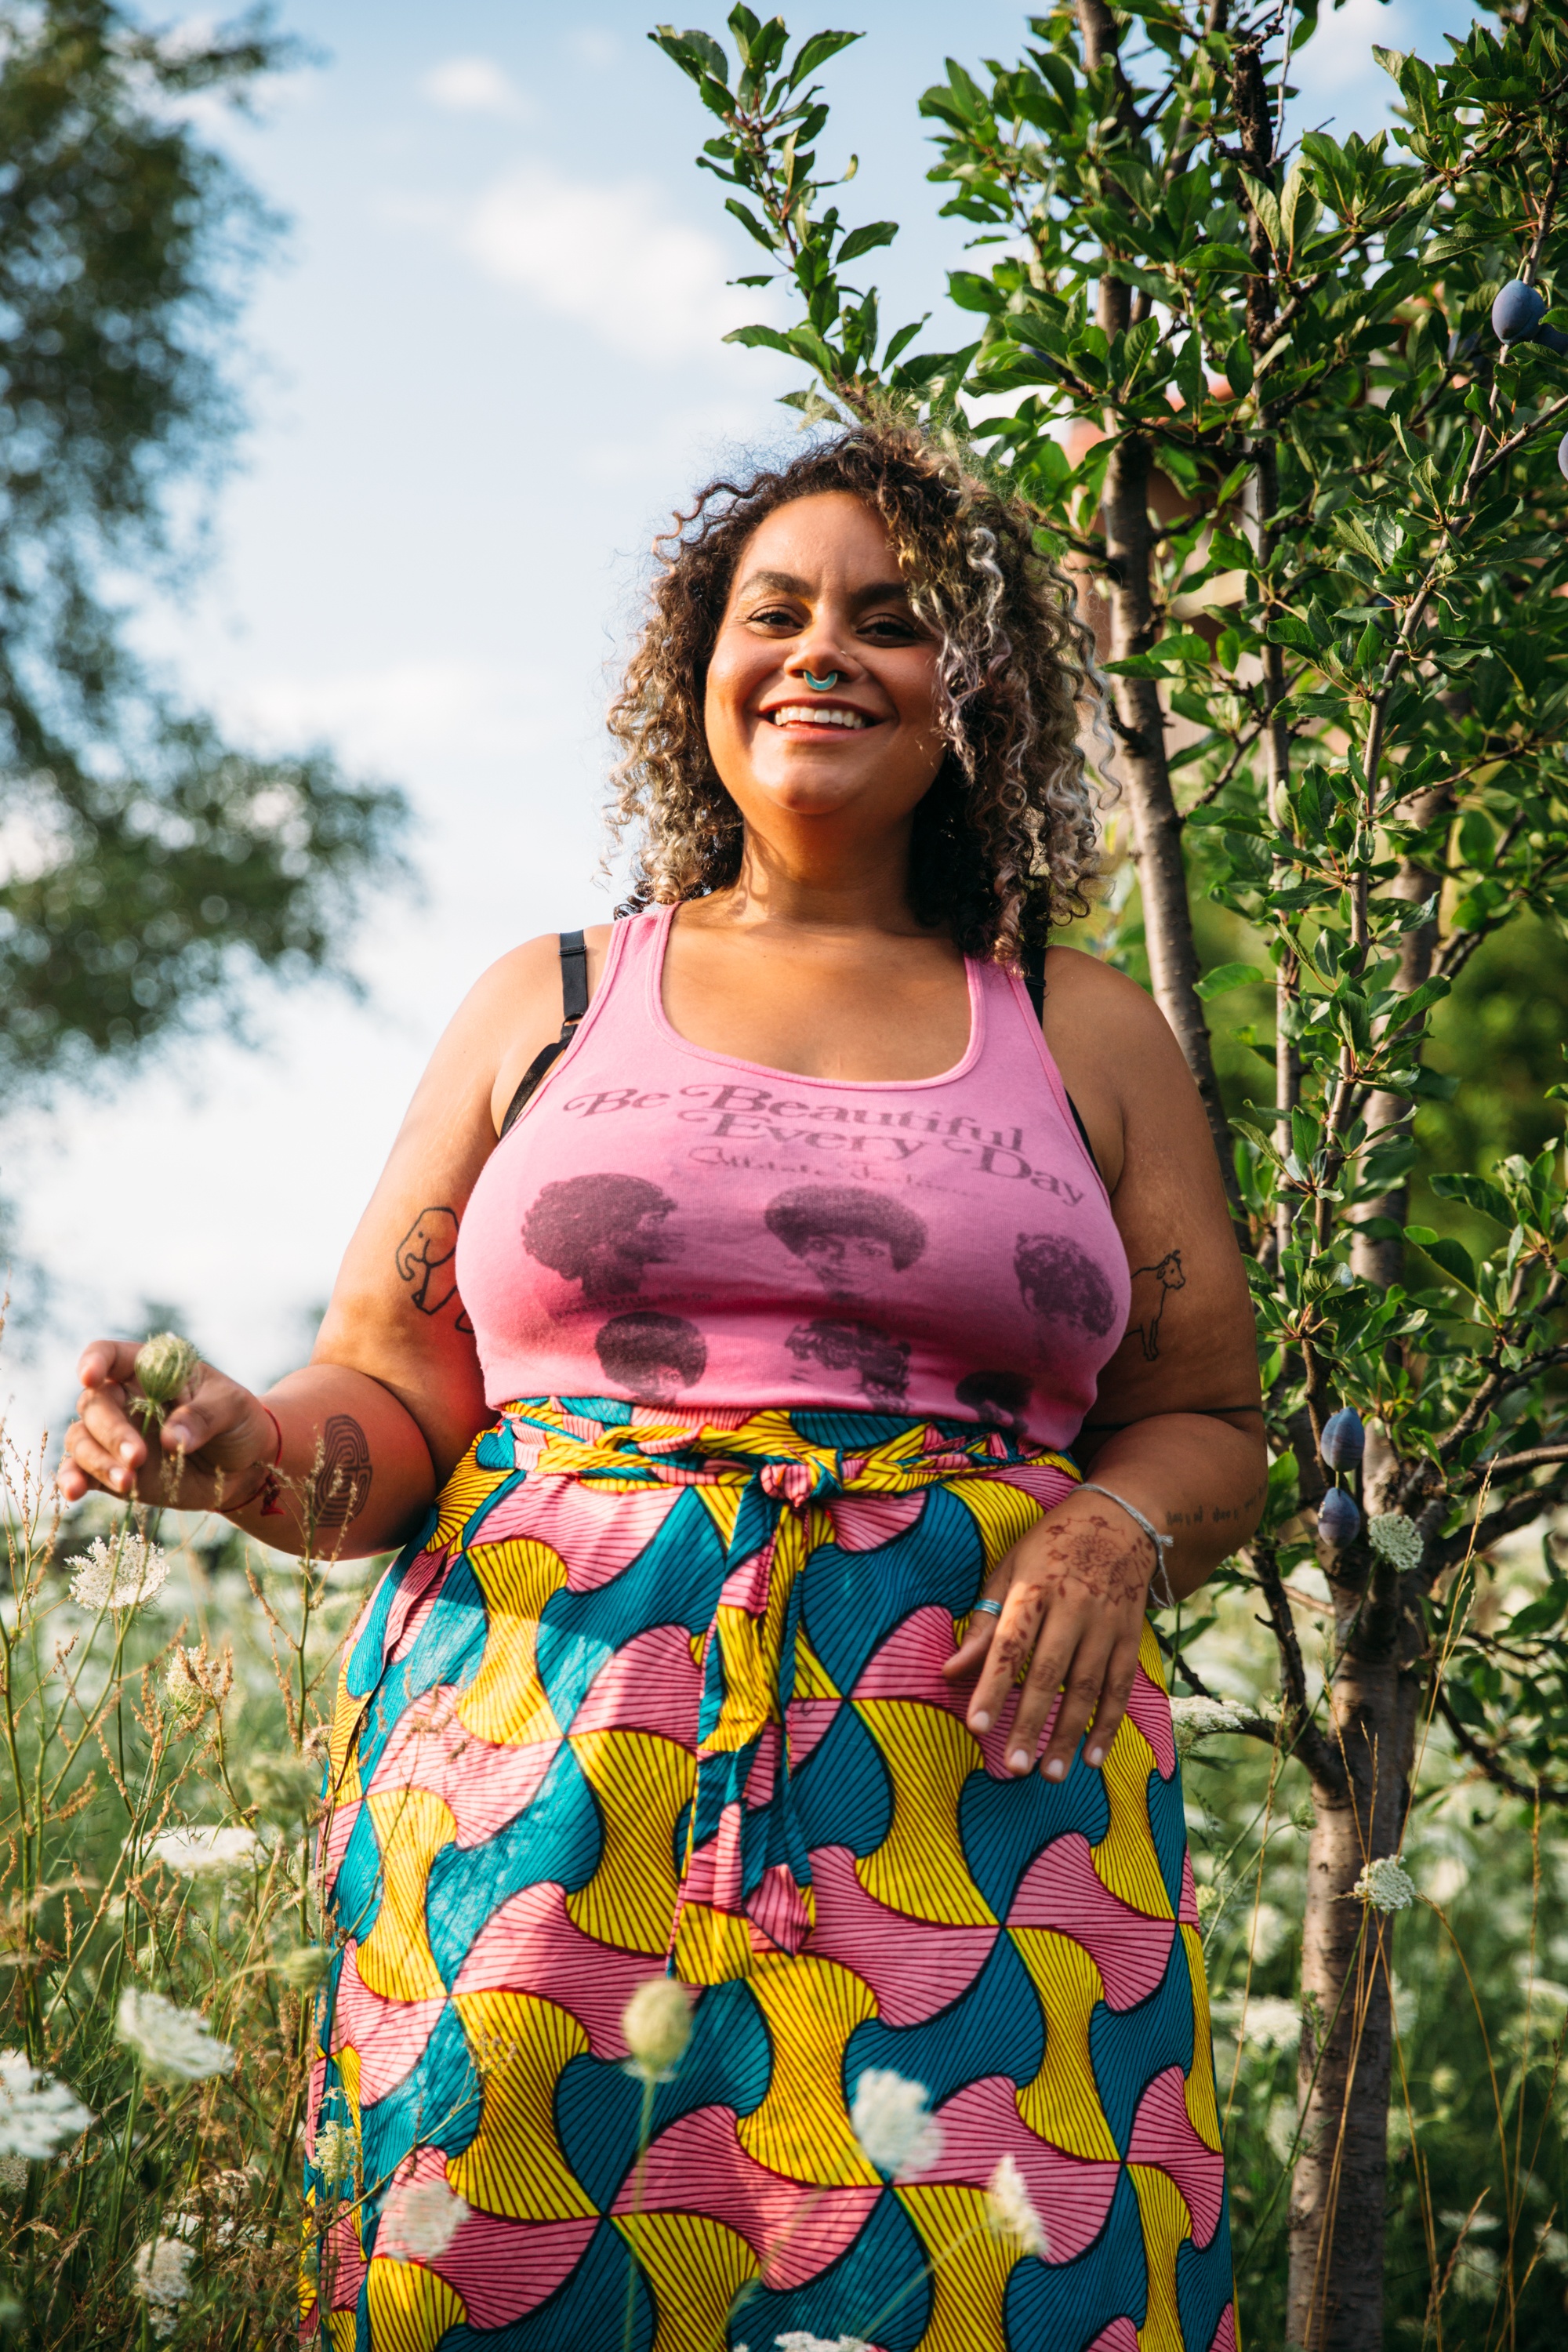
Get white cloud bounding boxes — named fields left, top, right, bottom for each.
left=422, top=56, right=532, bottom=120
left=220, top=658, right=567, bottom=773
left=457, top=164, right=755, bottom=362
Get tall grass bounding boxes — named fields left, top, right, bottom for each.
left=0, top=1400, right=372, bottom=2350
left=5, top=1372, right=1567, bottom=2346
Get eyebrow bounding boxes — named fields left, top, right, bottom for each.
left=733, top=568, right=914, bottom=608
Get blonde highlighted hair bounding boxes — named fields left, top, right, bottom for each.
left=607, top=419, right=1105, bottom=959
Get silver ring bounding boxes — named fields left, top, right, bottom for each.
left=971, top=1597, right=1004, bottom=1618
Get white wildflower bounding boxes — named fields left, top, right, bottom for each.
left=163, top=1643, right=232, bottom=1715
left=313, top=2120, right=356, bottom=2191
left=116, top=1990, right=235, bottom=2082
left=133, top=1332, right=201, bottom=1418
left=0, top=2049, right=93, bottom=2158
left=621, top=1976, right=692, bottom=2082
left=0, top=2155, right=24, bottom=2194
left=1352, top=1855, right=1417, bottom=1913
left=774, top=2338, right=871, bottom=2352
left=147, top=1825, right=258, bottom=1878
left=985, top=2154, right=1048, bottom=2257
left=387, top=2176, right=470, bottom=2259
left=68, top=1534, right=169, bottom=1613
left=1368, top=1514, right=1423, bottom=1574
left=1213, top=1996, right=1301, bottom=2056
left=132, top=2237, right=194, bottom=2339
left=850, top=2067, right=942, bottom=2179
left=1170, top=1696, right=1249, bottom=1757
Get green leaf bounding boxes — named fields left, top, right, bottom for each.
left=651, top=26, right=731, bottom=85
left=837, top=219, right=898, bottom=263
left=786, top=28, right=861, bottom=88
left=1428, top=1173, right=1515, bottom=1227
left=1421, top=1236, right=1479, bottom=1293
left=1196, top=963, right=1269, bottom=999
left=1226, top=336, right=1254, bottom=397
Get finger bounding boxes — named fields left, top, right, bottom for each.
left=1011, top=1637, right=1100, bottom=1778
left=75, top=1388, right=146, bottom=1477
left=942, top=1586, right=1009, bottom=1685
left=63, top=1419, right=140, bottom=1497
left=1081, top=1639, right=1142, bottom=1771
left=76, top=1341, right=144, bottom=1392
left=970, top=1584, right=1049, bottom=1740
left=161, top=1378, right=233, bottom=1457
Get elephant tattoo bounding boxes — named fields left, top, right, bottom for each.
left=396, top=1206, right=463, bottom=1318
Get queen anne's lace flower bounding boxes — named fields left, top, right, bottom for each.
left=986, top=2154, right=1048, bottom=2256
left=1213, top=1995, right=1302, bottom=2055
left=164, top=1643, right=233, bottom=1715
left=116, top=1991, right=235, bottom=2082
left=69, top=1535, right=169, bottom=1613
left=772, top=2337, right=871, bottom=2351
left=621, top=1976, right=692, bottom=2081
left=850, top=2067, right=942, bottom=2179
left=0, top=2050, right=93, bottom=2158
left=313, top=2121, right=356, bottom=2190
left=1368, top=1514, right=1423, bottom=1574
left=1352, top=1855, right=1417, bottom=1913
left=132, top=2237, right=194, bottom=2339
left=1170, top=1695, right=1250, bottom=1757
left=147, top=1825, right=258, bottom=1878
left=387, top=2178, right=470, bottom=2259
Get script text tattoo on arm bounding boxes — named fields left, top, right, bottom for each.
left=394, top=1206, right=474, bottom=1331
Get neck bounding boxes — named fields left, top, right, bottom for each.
left=708, top=818, right=931, bottom=938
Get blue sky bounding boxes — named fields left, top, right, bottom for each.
left=8, top=0, right=1485, bottom=1444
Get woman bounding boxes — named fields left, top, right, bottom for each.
left=61, top=425, right=1264, bottom=2352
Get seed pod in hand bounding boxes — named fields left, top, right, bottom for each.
left=1492, top=280, right=1546, bottom=343
left=1318, top=1486, right=1361, bottom=1548
left=132, top=1332, right=201, bottom=1428
left=1319, top=1406, right=1365, bottom=1472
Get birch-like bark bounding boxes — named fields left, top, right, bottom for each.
left=1288, top=1571, right=1423, bottom=2352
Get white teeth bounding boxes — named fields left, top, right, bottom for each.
left=771, top=705, right=869, bottom=728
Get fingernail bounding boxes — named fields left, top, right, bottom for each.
left=1009, top=1749, right=1030, bottom=1774
left=119, top=1441, right=136, bottom=1461
left=971, top=1710, right=991, bottom=1733
left=1087, top=1745, right=1105, bottom=1768
left=1044, top=1757, right=1066, bottom=1782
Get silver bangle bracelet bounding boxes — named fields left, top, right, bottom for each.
left=1078, top=1482, right=1178, bottom=1610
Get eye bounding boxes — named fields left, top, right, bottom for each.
left=861, top=613, right=920, bottom=642
left=746, top=604, right=803, bottom=630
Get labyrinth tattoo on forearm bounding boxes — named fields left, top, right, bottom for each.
left=311, top=1415, right=372, bottom=1530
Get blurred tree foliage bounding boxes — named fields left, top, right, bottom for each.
left=0, top=2, right=405, bottom=1093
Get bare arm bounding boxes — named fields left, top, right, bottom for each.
left=59, top=927, right=614, bottom=1556
left=944, top=949, right=1265, bottom=1776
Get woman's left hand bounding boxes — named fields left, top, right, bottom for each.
left=940, top=1495, right=1154, bottom=1778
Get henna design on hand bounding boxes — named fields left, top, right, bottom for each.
left=311, top=1416, right=372, bottom=1529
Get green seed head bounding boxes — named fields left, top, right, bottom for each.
left=133, top=1332, right=200, bottom=1421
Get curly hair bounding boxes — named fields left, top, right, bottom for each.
left=605, top=419, right=1106, bottom=960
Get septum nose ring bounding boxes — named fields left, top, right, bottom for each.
left=802, top=670, right=840, bottom=691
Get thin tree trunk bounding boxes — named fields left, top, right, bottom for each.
left=1076, top=0, right=1240, bottom=1210
left=1349, top=797, right=1448, bottom=1288
left=1289, top=1570, right=1423, bottom=2351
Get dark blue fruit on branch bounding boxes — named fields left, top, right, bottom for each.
left=1319, top=1406, right=1365, bottom=1471
left=1493, top=280, right=1547, bottom=342
left=1318, top=1486, right=1361, bottom=1547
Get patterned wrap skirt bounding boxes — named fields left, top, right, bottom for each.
left=305, top=1399, right=1235, bottom=2352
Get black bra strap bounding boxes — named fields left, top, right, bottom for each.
left=498, top=929, right=589, bottom=1141
left=1021, top=938, right=1099, bottom=1174
left=1022, top=941, right=1046, bottom=1025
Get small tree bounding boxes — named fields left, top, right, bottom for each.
left=0, top=2, right=405, bottom=1098
left=657, top=4, right=1568, bottom=2343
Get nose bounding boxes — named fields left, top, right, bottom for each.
left=785, top=619, right=860, bottom=684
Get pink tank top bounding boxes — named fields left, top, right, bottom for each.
left=456, top=907, right=1131, bottom=1450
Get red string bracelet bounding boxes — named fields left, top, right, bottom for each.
left=228, top=1403, right=285, bottom=1519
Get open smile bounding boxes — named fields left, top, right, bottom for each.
left=763, top=702, right=877, bottom=731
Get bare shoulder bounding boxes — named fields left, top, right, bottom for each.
left=1043, top=945, right=1183, bottom=1060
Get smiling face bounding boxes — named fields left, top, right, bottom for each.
left=702, top=491, right=946, bottom=844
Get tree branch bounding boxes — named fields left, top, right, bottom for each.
left=1435, top=1687, right=1568, bottom=1806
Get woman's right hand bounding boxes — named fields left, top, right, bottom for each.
left=59, top=1342, right=277, bottom=1514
